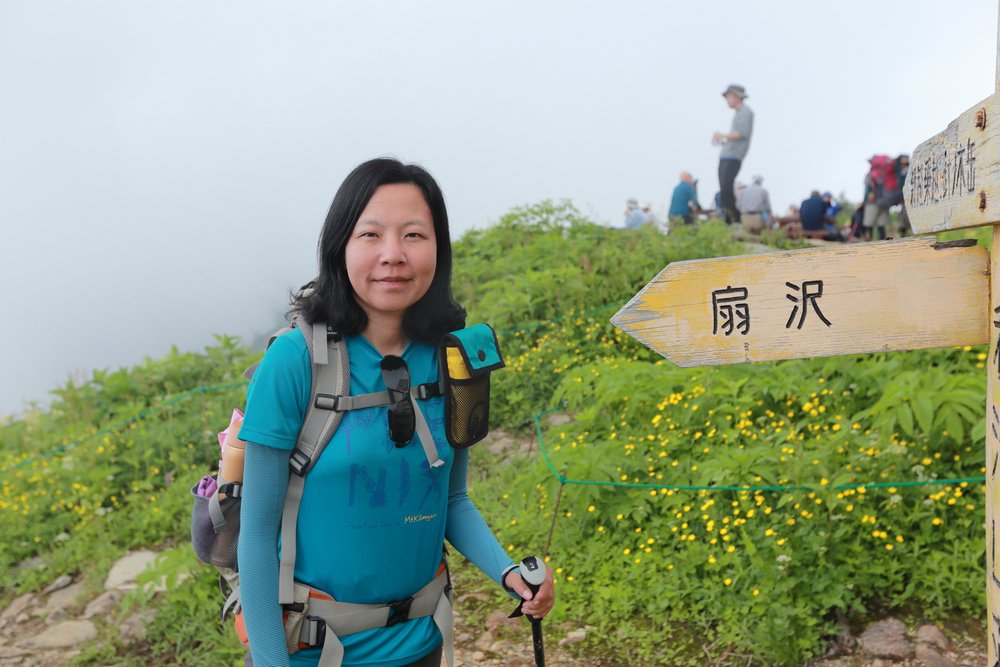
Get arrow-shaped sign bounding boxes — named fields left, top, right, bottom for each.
left=611, top=237, right=988, bottom=367
left=904, top=91, right=1000, bottom=234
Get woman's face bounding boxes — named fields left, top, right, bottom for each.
left=345, top=183, right=437, bottom=325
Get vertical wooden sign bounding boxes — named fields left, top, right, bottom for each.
left=988, top=18, right=1000, bottom=663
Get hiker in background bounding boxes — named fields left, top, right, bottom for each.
left=624, top=197, right=648, bottom=229
left=821, top=192, right=847, bottom=241
left=801, top=190, right=844, bottom=241
left=737, top=175, right=772, bottom=235
left=862, top=154, right=897, bottom=241
left=822, top=192, right=841, bottom=228
left=712, top=83, right=754, bottom=225
left=669, top=171, right=701, bottom=225
left=237, top=158, right=555, bottom=667
left=641, top=201, right=660, bottom=228
left=846, top=203, right=865, bottom=242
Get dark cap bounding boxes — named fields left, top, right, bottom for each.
left=722, top=84, right=748, bottom=99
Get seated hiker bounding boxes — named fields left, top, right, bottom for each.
left=737, top=175, right=772, bottom=235
left=668, top=171, right=701, bottom=225
left=800, top=190, right=843, bottom=241
left=624, top=197, right=648, bottom=229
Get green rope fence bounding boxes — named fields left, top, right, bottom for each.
left=4, top=303, right=614, bottom=471
left=0, top=303, right=623, bottom=472
left=532, top=404, right=987, bottom=553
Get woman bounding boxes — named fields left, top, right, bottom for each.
left=237, top=158, right=555, bottom=667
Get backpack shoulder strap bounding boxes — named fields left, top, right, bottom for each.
left=242, top=325, right=296, bottom=380
left=292, top=320, right=349, bottom=473
left=273, top=319, right=447, bottom=602
left=278, top=318, right=350, bottom=603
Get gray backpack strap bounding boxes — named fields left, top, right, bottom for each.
left=411, top=388, right=444, bottom=468
left=278, top=473, right=306, bottom=603
left=334, top=392, right=391, bottom=411
left=434, top=585, right=455, bottom=667
left=221, top=582, right=241, bottom=619
left=311, top=321, right=329, bottom=365
left=207, top=490, right=226, bottom=533
left=243, top=325, right=294, bottom=379
left=278, top=319, right=350, bottom=604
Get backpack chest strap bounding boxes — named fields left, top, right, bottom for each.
left=313, top=381, right=443, bottom=413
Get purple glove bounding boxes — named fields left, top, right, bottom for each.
left=196, top=474, right=218, bottom=498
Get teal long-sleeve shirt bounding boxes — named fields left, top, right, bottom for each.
left=236, top=330, right=514, bottom=667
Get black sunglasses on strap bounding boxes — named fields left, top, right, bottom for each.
left=380, top=355, right=415, bottom=447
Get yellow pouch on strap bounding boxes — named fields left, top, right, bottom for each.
left=440, top=324, right=505, bottom=448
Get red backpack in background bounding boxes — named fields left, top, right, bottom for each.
left=866, top=154, right=898, bottom=194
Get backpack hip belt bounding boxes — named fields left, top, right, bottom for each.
left=292, top=564, right=453, bottom=667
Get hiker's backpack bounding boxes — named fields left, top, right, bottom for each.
left=190, top=318, right=505, bottom=667
left=866, top=154, right=898, bottom=197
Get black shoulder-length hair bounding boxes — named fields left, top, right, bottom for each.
left=291, top=157, right=466, bottom=343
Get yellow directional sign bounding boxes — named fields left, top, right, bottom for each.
left=611, top=237, right=988, bottom=367
left=904, top=91, right=1000, bottom=234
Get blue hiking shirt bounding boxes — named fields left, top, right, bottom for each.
left=237, top=329, right=514, bottom=667
left=800, top=194, right=827, bottom=231
left=669, top=181, right=699, bottom=218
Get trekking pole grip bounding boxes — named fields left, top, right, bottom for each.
left=518, top=555, right=547, bottom=667
left=519, top=555, right=545, bottom=598
left=508, top=555, right=546, bottom=620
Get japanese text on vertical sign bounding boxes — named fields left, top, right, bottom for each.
left=909, top=138, right=977, bottom=207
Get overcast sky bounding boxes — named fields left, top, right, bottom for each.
left=2, top=1, right=997, bottom=418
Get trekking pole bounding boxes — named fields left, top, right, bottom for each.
left=508, top=555, right=547, bottom=667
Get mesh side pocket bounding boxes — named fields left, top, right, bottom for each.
left=445, top=374, right=491, bottom=448
left=191, top=481, right=241, bottom=570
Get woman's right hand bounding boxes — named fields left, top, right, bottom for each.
left=504, top=564, right=556, bottom=619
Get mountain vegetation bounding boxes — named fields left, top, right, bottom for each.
left=0, top=203, right=989, bottom=665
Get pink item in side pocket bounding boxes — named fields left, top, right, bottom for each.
left=217, top=408, right=245, bottom=451
left=196, top=474, right=218, bottom=498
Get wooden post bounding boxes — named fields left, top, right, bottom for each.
left=989, top=226, right=1000, bottom=664
left=989, top=17, right=1000, bottom=664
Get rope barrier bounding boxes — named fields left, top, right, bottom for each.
left=7, top=340, right=987, bottom=497
left=533, top=404, right=986, bottom=552
left=3, top=304, right=613, bottom=471
left=532, top=405, right=985, bottom=494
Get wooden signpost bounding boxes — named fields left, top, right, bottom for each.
left=612, top=7, right=1000, bottom=660
left=906, top=92, right=1000, bottom=234
left=611, top=237, right=988, bottom=367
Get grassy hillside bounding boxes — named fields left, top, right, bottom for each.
left=0, top=203, right=990, bottom=665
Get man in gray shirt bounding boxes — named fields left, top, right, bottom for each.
left=712, top=84, right=754, bottom=224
